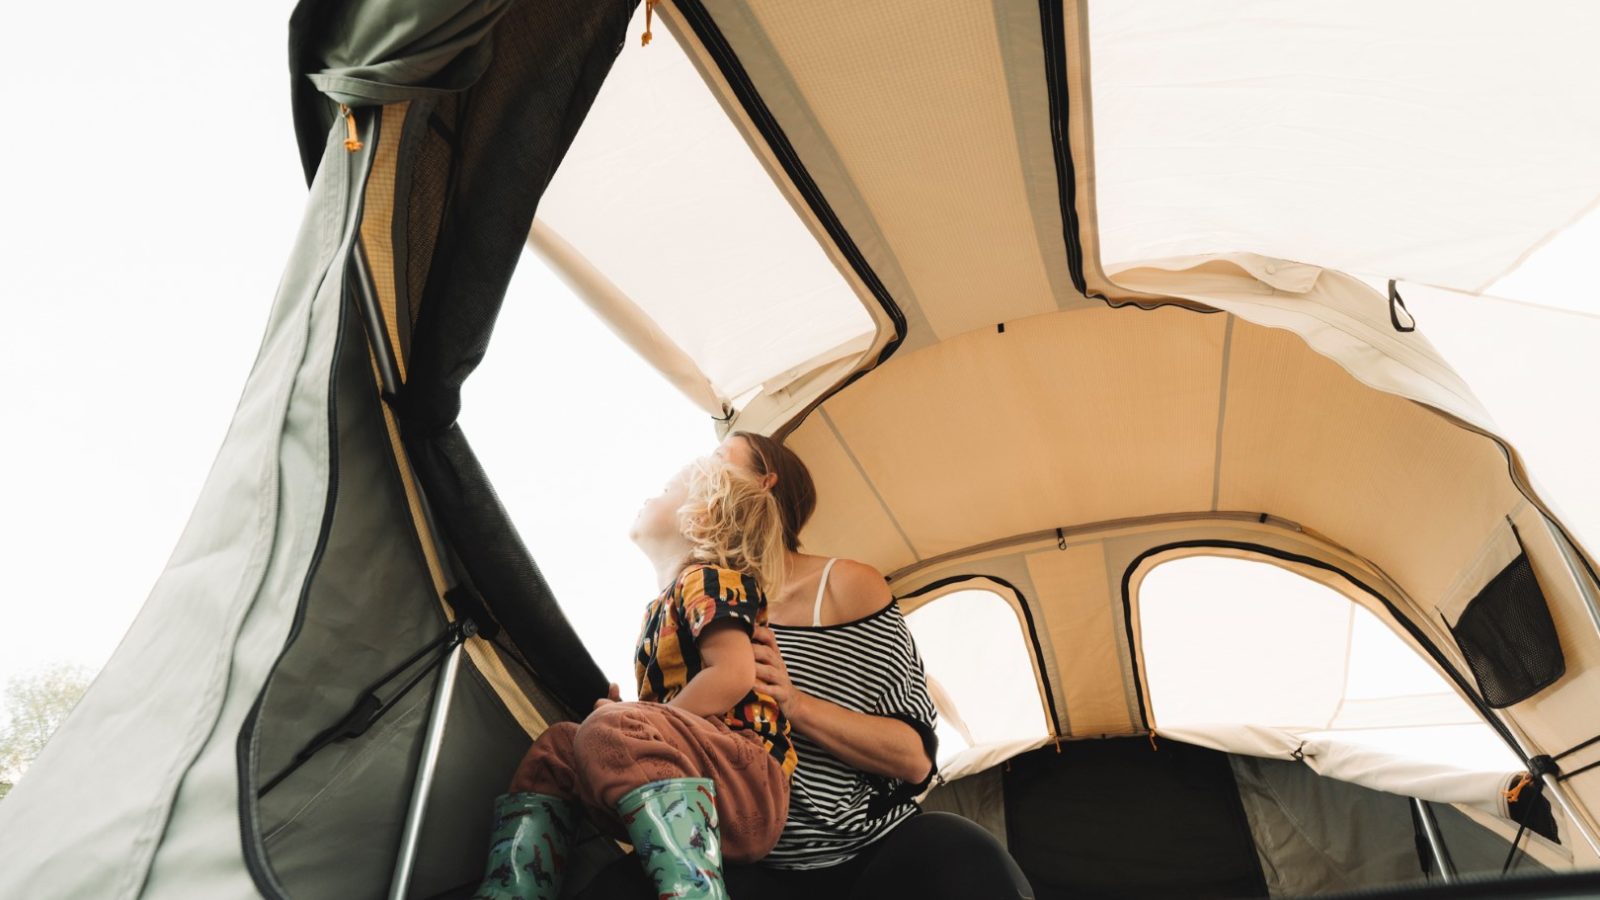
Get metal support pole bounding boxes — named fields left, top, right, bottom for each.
left=1413, top=798, right=1456, bottom=884
left=388, top=640, right=465, bottom=900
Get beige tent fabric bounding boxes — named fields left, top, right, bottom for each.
left=785, top=275, right=1600, bottom=843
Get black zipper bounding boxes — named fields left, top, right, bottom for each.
left=898, top=574, right=1065, bottom=740
left=1118, top=540, right=1525, bottom=762
left=1038, top=0, right=1088, bottom=296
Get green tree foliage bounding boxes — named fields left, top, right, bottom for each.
left=0, top=663, right=92, bottom=787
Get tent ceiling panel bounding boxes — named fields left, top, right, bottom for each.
left=1086, top=2, right=1600, bottom=293
left=810, top=305, right=1224, bottom=560
left=1215, top=322, right=1522, bottom=610
left=534, top=7, right=876, bottom=403
left=725, top=0, right=1073, bottom=340
left=684, top=0, right=1087, bottom=352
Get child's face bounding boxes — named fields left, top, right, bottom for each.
left=631, top=463, right=693, bottom=545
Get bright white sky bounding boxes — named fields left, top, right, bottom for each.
left=0, top=0, right=709, bottom=699
left=3, top=2, right=1597, bottom=778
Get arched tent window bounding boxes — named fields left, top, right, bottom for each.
left=904, top=588, right=1050, bottom=765
left=1138, top=556, right=1519, bottom=772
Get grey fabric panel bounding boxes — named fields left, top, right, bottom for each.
left=303, top=0, right=516, bottom=105
left=1230, top=755, right=1544, bottom=897
left=1231, top=754, right=1424, bottom=896
left=921, top=767, right=1009, bottom=848
left=408, top=664, right=541, bottom=900
left=0, top=120, right=357, bottom=900
left=254, top=659, right=535, bottom=900
left=249, top=289, right=448, bottom=898
left=259, top=691, right=431, bottom=899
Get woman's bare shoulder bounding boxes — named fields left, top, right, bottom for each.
left=828, top=558, right=894, bottom=618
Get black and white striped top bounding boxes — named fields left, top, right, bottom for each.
left=765, top=570, right=938, bottom=870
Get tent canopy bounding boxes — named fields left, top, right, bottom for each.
left=4, top=1, right=1600, bottom=898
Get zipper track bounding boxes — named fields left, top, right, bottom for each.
left=1038, top=0, right=1088, bottom=296
left=237, top=296, right=348, bottom=900
left=674, top=1, right=908, bottom=439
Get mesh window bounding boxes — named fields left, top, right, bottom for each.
left=1448, top=552, right=1564, bottom=708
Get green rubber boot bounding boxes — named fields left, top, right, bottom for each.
left=617, top=778, right=728, bottom=900
left=470, top=792, right=576, bottom=900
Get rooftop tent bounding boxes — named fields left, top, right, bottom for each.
left=1, top=2, right=1600, bottom=900
left=538, top=0, right=1600, bottom=891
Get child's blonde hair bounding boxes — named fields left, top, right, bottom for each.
left=677, top=456, right=788, bottom=595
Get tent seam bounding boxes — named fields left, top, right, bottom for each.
left=1209, top=315, right=1234, bottom=512
left=819, top=407, right=921, bottom=561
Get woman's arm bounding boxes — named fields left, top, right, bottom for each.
left=754, top=624, right=934, bottom=785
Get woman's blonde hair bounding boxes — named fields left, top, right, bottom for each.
left=677, top=456, right=788, bottom=596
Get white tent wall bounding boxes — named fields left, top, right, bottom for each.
left=1085, top=1, right=1600, bottom=295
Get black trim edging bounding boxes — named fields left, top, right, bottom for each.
left=1118, top=540, right=1524, bottom=759
left=1038, top=0, right=1089, bottom=296
left=899, top=574, right=1065, bottom=739
left=674, top=1, right=908, bottom=431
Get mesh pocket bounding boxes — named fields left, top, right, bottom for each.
left=1448, top=551, right=1564, bottom=708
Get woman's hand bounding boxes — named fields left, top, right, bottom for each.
left=592, top=682, right=621, bottom=713
left=753, top=625, right=807, bottom=719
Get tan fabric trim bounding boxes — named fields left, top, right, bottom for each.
left=359, top=102, right=409, bottom=380
left=358, top=103, right=546, bottom=737
left=657, top=4, right=895, bottom=424
left=1025, top=544, right=1132, bottom=736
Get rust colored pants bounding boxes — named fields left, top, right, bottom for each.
left=510, top=701, right=790, bottom=863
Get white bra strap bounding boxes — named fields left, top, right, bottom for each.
left=813, top=558, right=840, bottom=627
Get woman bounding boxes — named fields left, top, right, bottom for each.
left=722, top=432, right=1030, bottom=899
left=574, top=434, right=1030, bottom=899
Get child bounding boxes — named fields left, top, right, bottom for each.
left=470, top=453, right=796, bottom=900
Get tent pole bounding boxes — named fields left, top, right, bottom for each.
left=387, top=640, right=465, bottom=900
left=1412, top=798, right=1456, bottom=883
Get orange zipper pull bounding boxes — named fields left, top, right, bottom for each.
left=1503, top=772, right=1533, bottom=804
left=642, top=0, right=658, bottom=46
left=340, top=104, right=363, bottom=152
